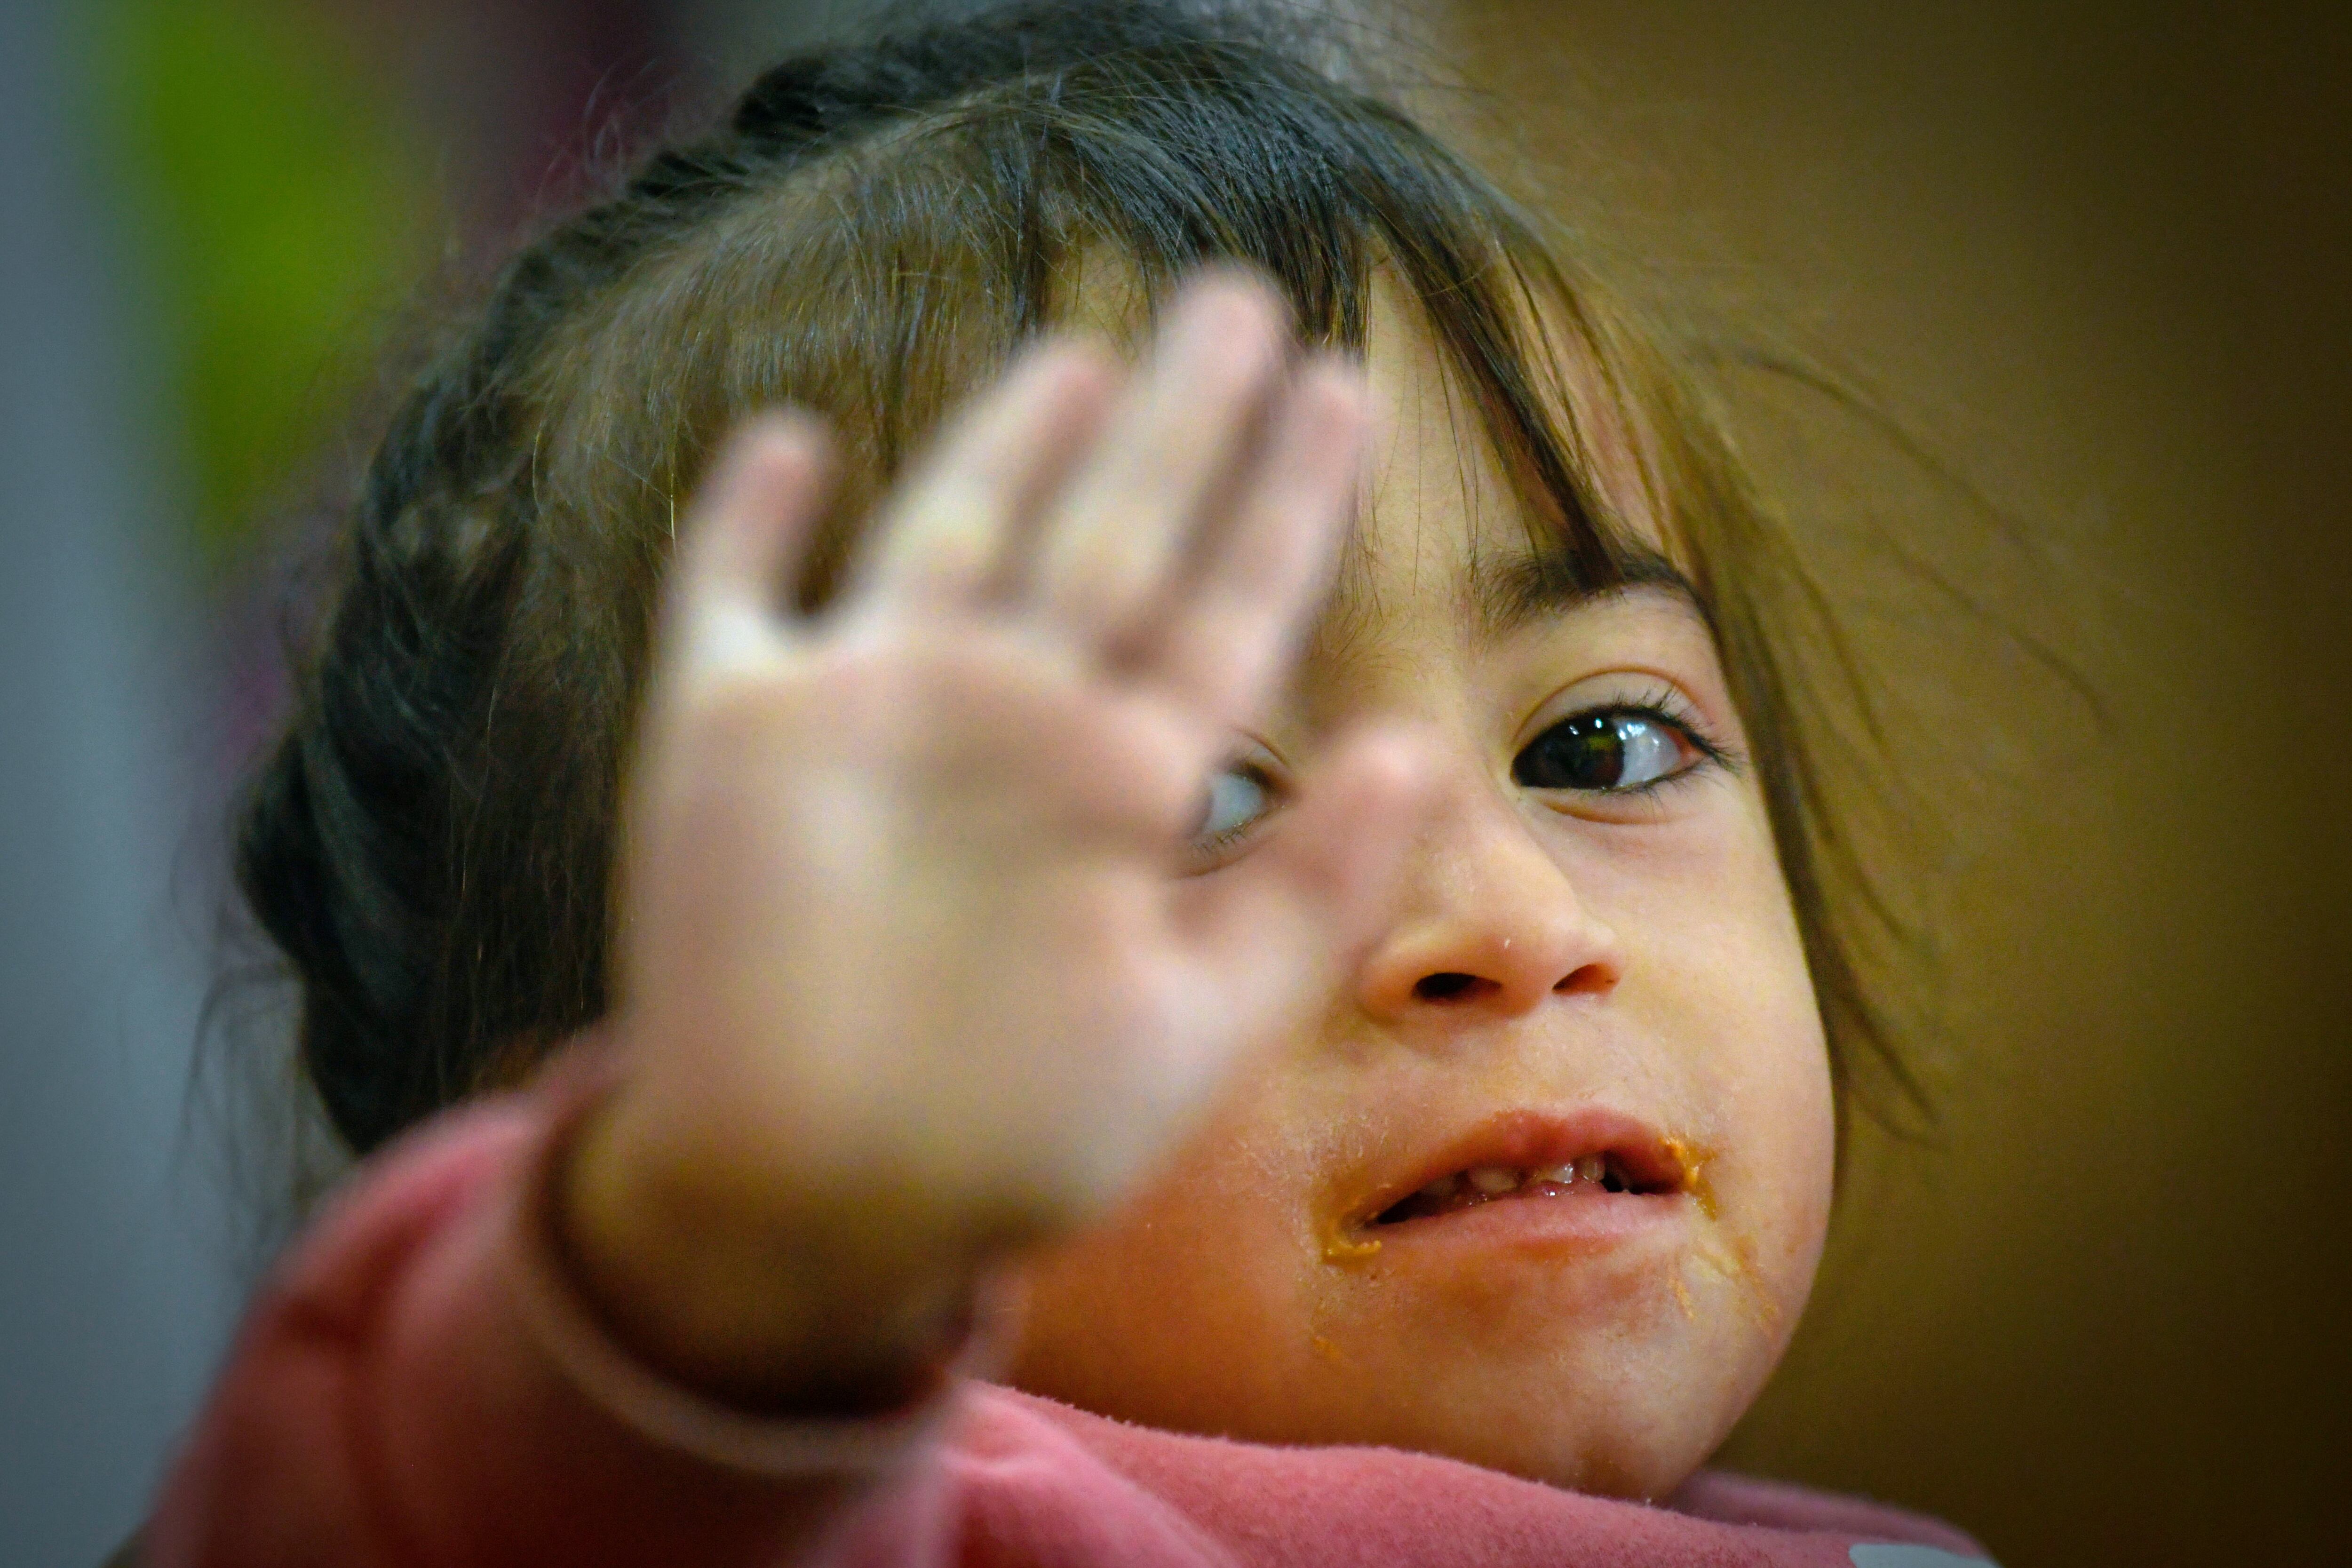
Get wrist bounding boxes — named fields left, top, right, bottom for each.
left=554, top=1082, right=982, bottom=1415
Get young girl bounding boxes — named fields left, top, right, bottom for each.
left=146, top=2, right=1989, bottom=1562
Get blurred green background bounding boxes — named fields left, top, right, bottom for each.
left=96, top=0, right=435, bottom=568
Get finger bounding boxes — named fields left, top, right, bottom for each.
left=667, top=414, right=833, bottom=676
left=1136, top=357, right=1369, bottom=729
left=858, top=341, right=1121, bottom=605
left=1028, top=272, right=1290, bottom=647
left=1175, top=724, right=1433, bottom=1031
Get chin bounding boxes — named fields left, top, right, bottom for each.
left=1289, top=1293, right=1774, bottom=1502
left=1006, top=1090, right=1824, bottom=1501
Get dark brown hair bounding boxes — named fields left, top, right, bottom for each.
left=235, top=0, right=1914, bottom=1160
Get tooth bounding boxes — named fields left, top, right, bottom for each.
left=1417, top=1173, right=1461, bottom=1201
left=1533, top=1163, right=1579, bottom=1185
left=1576, top=1154, right=1606, bottom=1183
left=1467, top=1165, right=1518, bottom=1196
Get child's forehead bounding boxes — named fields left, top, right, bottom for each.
left=1308, top=504, right=1703, bottom=678
left=1041, top=261, right=1706, bottom=668
left=1314, top=289, right=1697, bottom=653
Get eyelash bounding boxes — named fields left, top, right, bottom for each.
left=1192, top=687, right=1740, bottom=862
left=1196, top=759, right=1282, bottom=855
left=1528, top=683, right=1741, bottom=800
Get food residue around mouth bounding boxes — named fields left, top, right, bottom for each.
left=1661, top=1136, right=1717, bottom=1219
left=1321, top=1229, right=1383, bottom=1265
left=1318, top=1133, right=1724, bottom=1271
left=1686, top=1230, right=1778, bottom=1332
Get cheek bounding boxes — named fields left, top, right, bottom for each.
left=1004, top=1062, right=1329, bottom=1433
left=1632, top=822, right=1836, bottom=1339
left=1714, top=975, right=1836, bottom=1338
left=1735, top=891, right=1836, bottom=1296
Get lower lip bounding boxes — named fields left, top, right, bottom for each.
left=1341, top=1184, right=1691, bottom=1259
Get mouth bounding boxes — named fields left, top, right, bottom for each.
left=1370, top=1150, right=1676, bottom=1223
left=1336, top=1109, right=1702, bottom=1249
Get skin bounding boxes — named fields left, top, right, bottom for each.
left=562, top=270, right=1834, bottom=1511
left=1009, top=288, right=1835, bottom=1498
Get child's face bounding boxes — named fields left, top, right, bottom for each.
left=1004, top=287, right=1836, bottom=1501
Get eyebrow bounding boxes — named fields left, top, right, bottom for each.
left=1468, top=538, right=1705, bottom=640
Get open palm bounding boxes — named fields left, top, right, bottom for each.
left=575, top=276, right=1428, bottom=1397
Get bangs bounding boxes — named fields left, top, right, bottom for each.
left=529, top=4, right=1663, bottom=614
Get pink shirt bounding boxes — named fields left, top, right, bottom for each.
left=145, top=1090, right=1991, bottom=1568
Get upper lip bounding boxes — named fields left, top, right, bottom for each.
left=1339, top=1106, right=1695, bottom=1231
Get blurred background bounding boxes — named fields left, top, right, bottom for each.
left=1, top=1, right=2343, bottom=1564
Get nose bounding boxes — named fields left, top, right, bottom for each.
left=1354, top=764, right=1621, bottom=1026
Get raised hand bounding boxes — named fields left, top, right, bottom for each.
left=562, top=274, right=1430, bottom=1407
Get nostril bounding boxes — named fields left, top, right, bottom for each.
left=1555, top=963, right=1615, bottom=996
left=1412, top=972, right=1493, bottom=1002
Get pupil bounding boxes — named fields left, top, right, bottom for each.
left=1515, top=714, right=1625, bottom=790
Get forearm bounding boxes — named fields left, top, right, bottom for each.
left=144, top=1082, right=962, bottom=1568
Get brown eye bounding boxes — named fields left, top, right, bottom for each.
left=1513, top=710, right=1693, bottom=793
